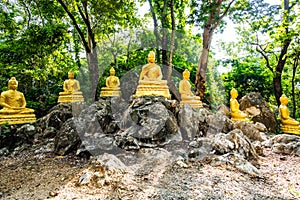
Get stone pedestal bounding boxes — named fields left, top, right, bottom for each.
left=100, top=87, right=121, bottom=97
left=180, top=100, right=202, bottom=109
left=280, top=125, right=300, bottom=135
left=0, top=114, right=36, bottom=125
left=58, top=93, right=84, bottom=103
left=134, top=80, right=170, bottom=99
left=231, top=116, right=250, bottom=122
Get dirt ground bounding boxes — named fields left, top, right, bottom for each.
left=0, top=148, right=299, bottom=200
left=0, top=151, right=89, bottom=200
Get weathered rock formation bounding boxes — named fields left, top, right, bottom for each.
left=240, top=92, right=277, bottom=133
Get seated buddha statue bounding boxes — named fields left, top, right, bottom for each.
left=279, top=94, right=300, bottom=135
left=0, top=77, right=36, bottom=124
left=100, top=67, right=121, bottom=97
left=134, top=51, right=170, bottom=98
left=179, top=69, right=202, bottom=108
left=230, top=88, right=249, bottom=122
left=58, top=71, right=84, bottom=103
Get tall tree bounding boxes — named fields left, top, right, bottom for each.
left=56, top=0, right=138, bottom=100
left=190, top=0, right=238, bottom=100
left=232, top=0, right=299, bottom=105
left=147, top=0, right=187, bottom=67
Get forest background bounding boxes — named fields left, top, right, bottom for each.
left=0, top=0, right=299, bottom=121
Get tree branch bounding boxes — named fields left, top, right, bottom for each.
left=219, top=0, right=235, bottom=22
left=57, top=0, right=90, bottom=53
left=79, top=1, right=96, bottom=48
left=254, top=32, right=273, bottom=72
left=20, top=0, right=31, bottom=28
left=148, top=0, right=161, bottom=42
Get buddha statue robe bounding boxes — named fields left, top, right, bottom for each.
left=230, top=88, right=249, bottom=122
left=179, top=69, right=202, bottom=108
left=134, top=51, right=170, bottom=98
left=100, top=67, right=121, bottom=97
left=279, top=94, right=300, bottom=135
left=58, top=71, right=84, bottom=103
left=0, top=77, right=36, bottom=124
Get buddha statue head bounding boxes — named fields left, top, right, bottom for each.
left=68, top=71, right=75, bottom=79
left=183, top=69, right=190, bottom=80
left=230, top=88, right=238, bottom=99
left=109, top=67, right=116, bottom=76
left=280, top=94, right=289, bottom=106
left=148, top=51, right=155, bottom=63
left=8, top=77, right=18, bottom=90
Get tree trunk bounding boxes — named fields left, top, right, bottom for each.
left=195, top=32, right=213, bottom=99
left=86, top=47, right=99, bottom=101
left=273, top=74, right=282, bottom=107
left=292, top=65, right=296, bottom=118
left=167, top=0, right=175, bottom=83
left=292, top=55, right=299, bottom=118
left=274, top=39, right=291, bottom=106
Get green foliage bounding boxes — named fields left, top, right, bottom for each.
left=206, top=59, right=227, bottom=110
left=0, top=123, right=11, bottom=136
left=0, top=1, right=77, bottom=117
left=221, top=57, right=274, bottom=104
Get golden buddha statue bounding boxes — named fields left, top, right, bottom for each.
left=58, top=71, right=84, bottom=103
left=279, top=94, right=300, bottom=135
left=134, top=51, right=170, bottom=98
left=230, top=88, right=249, bottom=122
left=0, top=77, right=36, bottom=124
left=179, top=69, right=202, bottom=108
left=100, top=67, right=121, bottom=97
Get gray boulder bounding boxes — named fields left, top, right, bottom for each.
left=240, top=92, right=277, bottom=133
left=178, top=104, right=203, bottom=140
left=267, top=134, right=300, bottom=156
left=233, top=121, right=265, bottom=142
left=213, top=129, right=258, bottom=161
left=35, top=103, right=85, bottom=140
left=54, top=118, right=81, bottom=155
left=206, top=113, right=234, bottom=137
left=119, top=97, right=179, bottom=147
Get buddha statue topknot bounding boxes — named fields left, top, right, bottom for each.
left=58, top=71, right=84, bottom=103
left=0, top=77, right=36, bottom=124
left=179, top=69, right=202, bottom=108
left=134, top=51, right=170, bottom=98
left=230, top=88, right=250, bottom=122
left=100, top=67, right=121, bottom=97
left=279, top=94, right=300, bottom=135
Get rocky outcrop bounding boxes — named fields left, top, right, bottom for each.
left=234, top=121, right=266, bottom=142
left=240, top=92, right=277, bottom=133
left=58, top=97, right=181, bottom=155
left=36, top=103, right=83, bottom=139
left=206, top=113, right=234, bottom=137
left=263, top=134, right=300, bottom=156
left=116, top=97, right=179, bottom=147
left=54, top=118, right=81, bottom=155
left=178, top=104, right=205, bottom=140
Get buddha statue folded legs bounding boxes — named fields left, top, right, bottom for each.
left=179, top=69, right=202, bottom=108
left=279, top=94, right=300, bottom=135
left=230, top=88, right=250, bottom=122
left=0, top=77, right=36, bottom=125
left=134, top=51, right=170, bottom=99
left=100, top=67, right=121, bottom=97
left=58, top=71, right=84, bottom=103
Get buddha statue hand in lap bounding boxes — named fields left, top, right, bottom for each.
left=58, top=71, right=84, bottom=103
left=134, top=51, right=170, bottom=98
left=279, top=94, right=300, bottom=135
left=140, top=51, right=163, bottom=81
left=230, top=88, right=249, bottom=122
left=179, top=69, right=202, bottom=108
left=100, top=67, right=121, bottom=97
left=0, top=77, right=36, bottom=124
